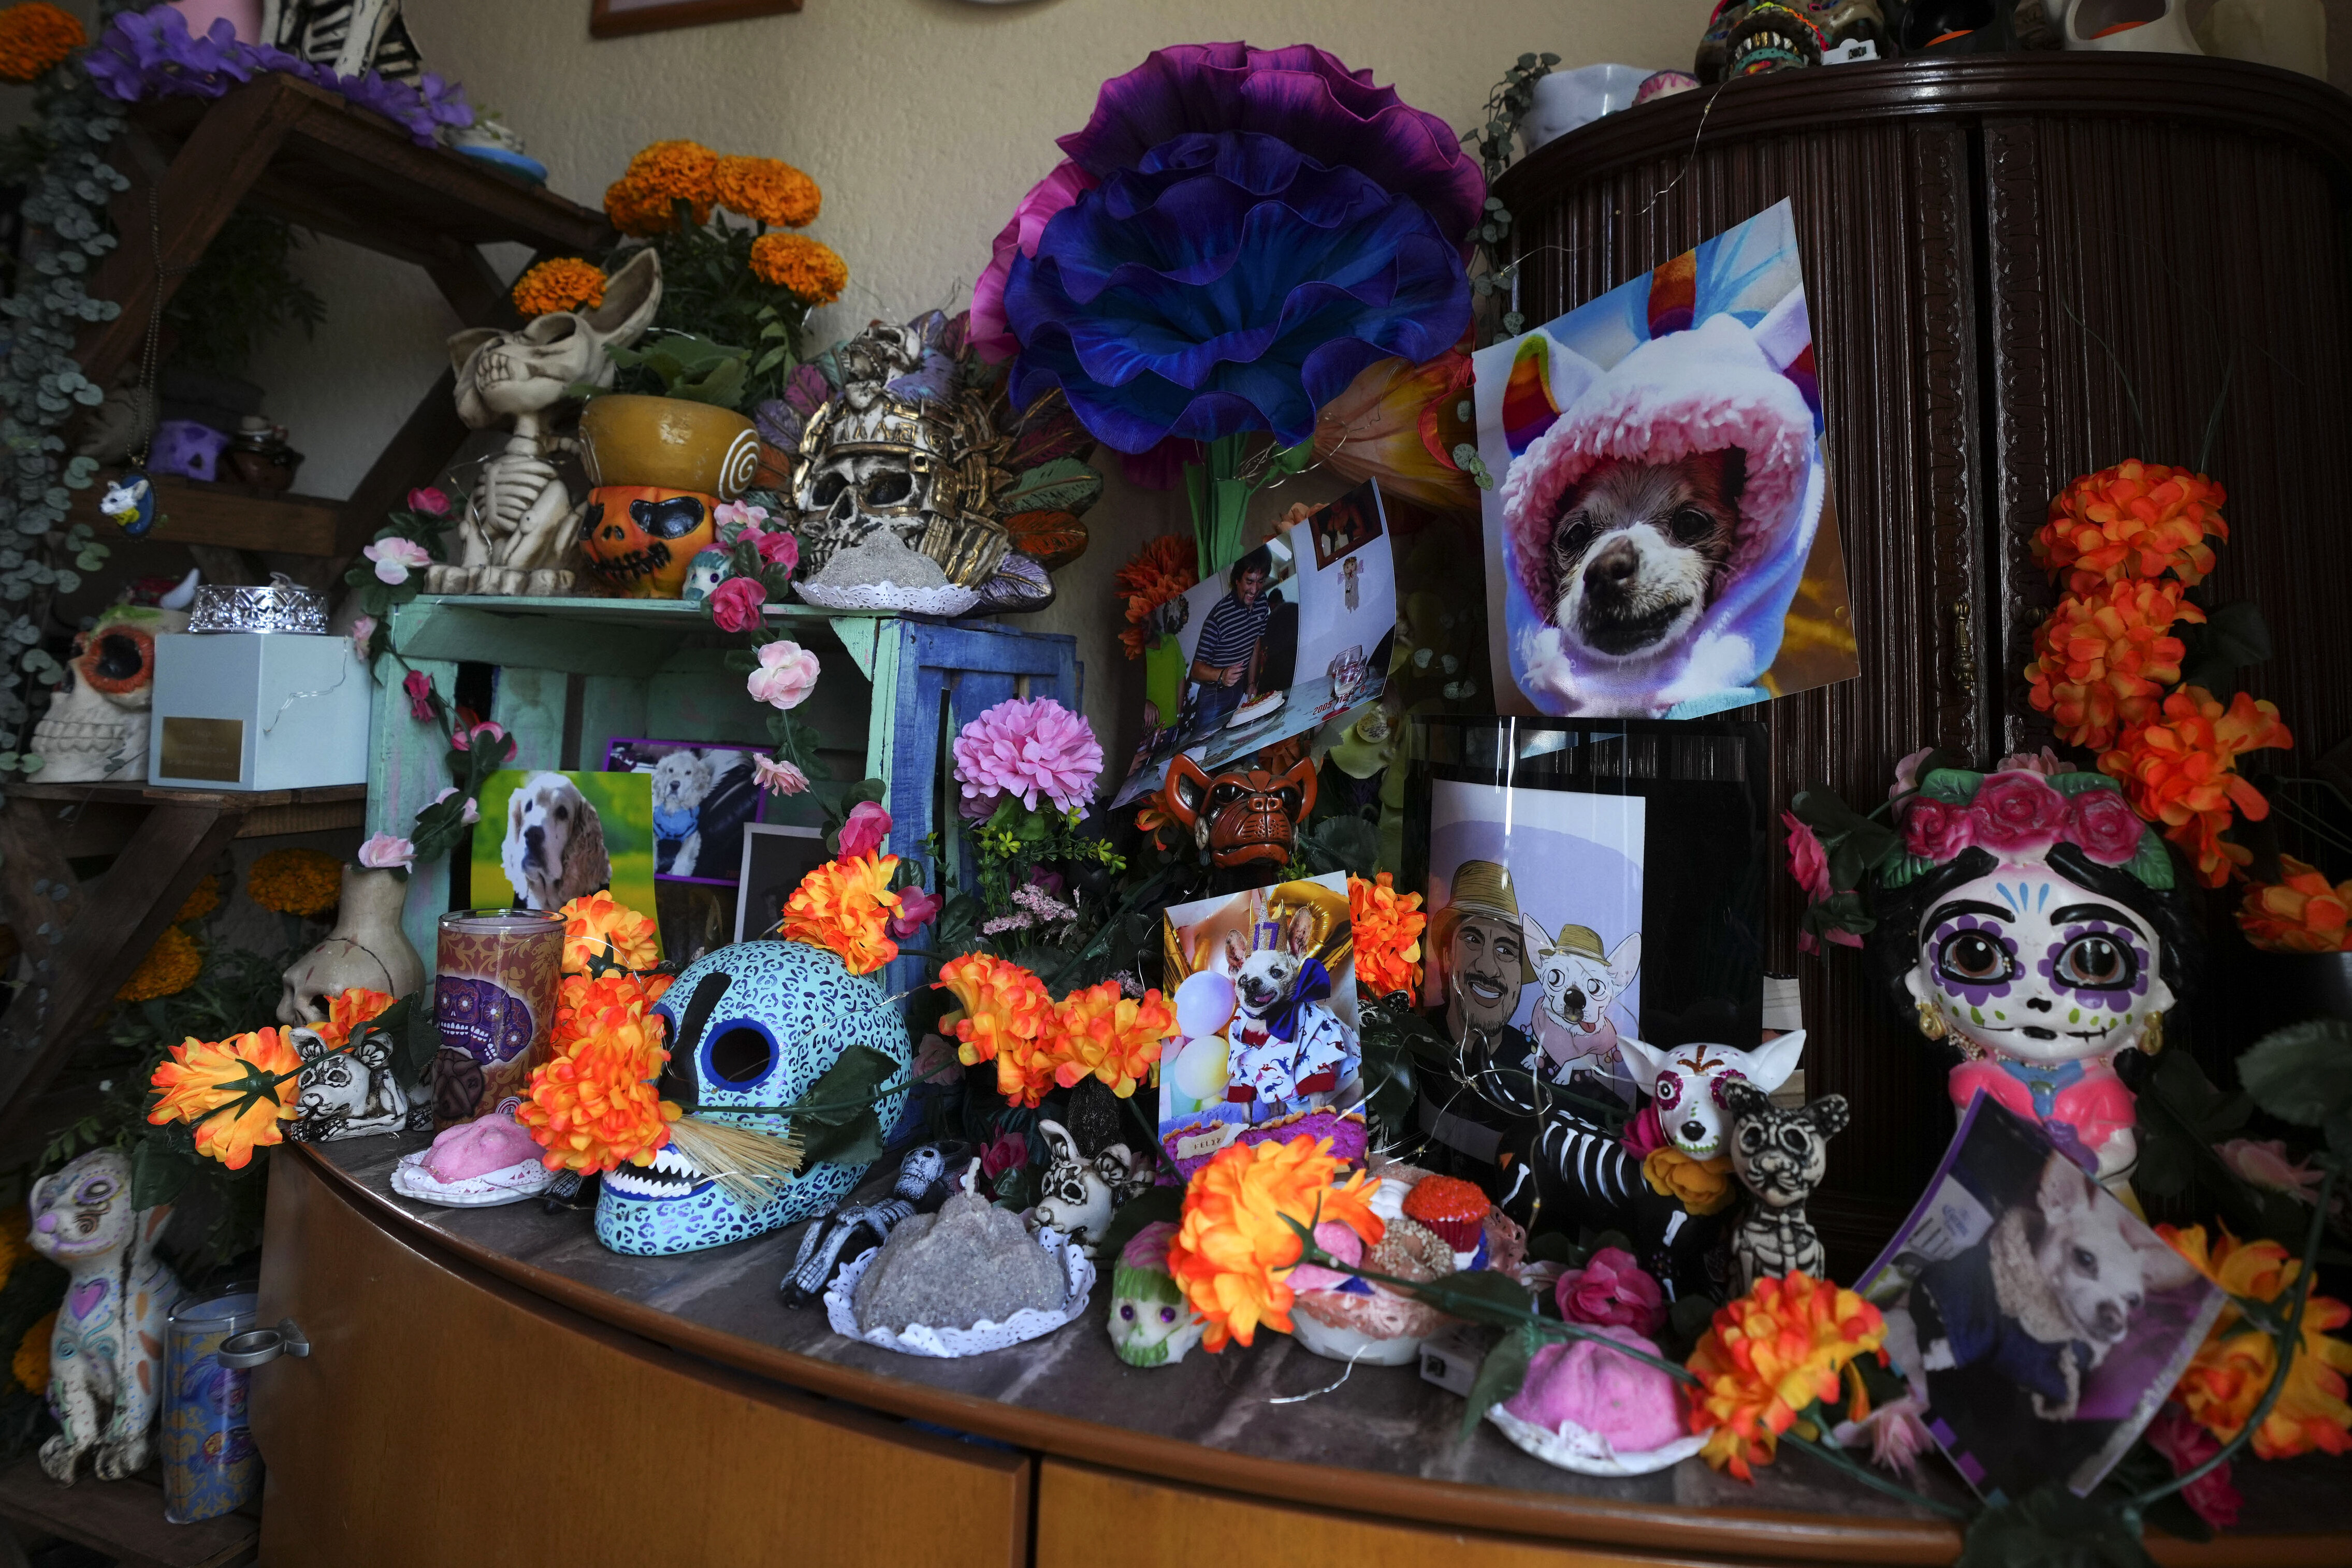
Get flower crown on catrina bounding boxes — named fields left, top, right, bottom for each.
left=1785, top=749, right=2174, bottom=952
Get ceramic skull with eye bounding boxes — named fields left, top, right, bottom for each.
left=30, top=601, right=190, bottom=783
left=1106, top=1219, right=1206, bottom=1369
left=1868, top=766, right=2189, bottom=1188
left=1162, top=756, right=1318, bottom=869
left=578, top=486, right=717, bottom=599
left=598, top=940, right=909, bottom=1257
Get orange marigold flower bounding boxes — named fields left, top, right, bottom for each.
left=1349, top=872, right=1427, bottom=998
left=1040, top=981, right=1173, bottom=1099
left=245, top=847, right=342, bottom=917
left=174, top=874, right=222, bottom=925
left=511, top=257, right=607, bottom=317
left=2023, top=579, right=2200, bottom=751
left=625, top=139, right=719, bottom=207
left=1685, top=1272, right=1887, bottom=1482
left=1116, top=536, right=1199, bottom=659
left=2099, top=686, right=2292, bottom=888
left=2161, top=1224, right=2352, bottom=1460
left=310, top=988, right=395, bottom=1051
left=748, top=233, right=848, bottom=304
left=553, top=970, right=676, bottom=1052
left=712, top=154, right=820, bottom=228
left=2035, top=460, right=2228, bottom=596
left=781, top=852, right=901, bottom=975
left=934, top=952, right=1054, bottom=1105
left=147, top=1028, right=304, bottom=1171
left=0, top=4, right=84, bottom=84
left=516, top=1013, right=677, bottom=1174
left=604, top=178, right=680, bottom=238
left=1166, top=1136, right=1385, bottom=1352
left=558, top=892, right=660, bottom=976
left=117, top=926, right=201, bottom=1004
left=2239, top=855, right=2352, bottom=954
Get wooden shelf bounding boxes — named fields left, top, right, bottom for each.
left=0, top=1456, right=256, bottom=1568
left=68, top=475, right=342, bottom=558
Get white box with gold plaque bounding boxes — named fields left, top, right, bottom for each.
left=148, top=632, right=372, bottom=791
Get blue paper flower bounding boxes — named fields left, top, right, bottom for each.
left=1005, top=131, right=1468, bottom=453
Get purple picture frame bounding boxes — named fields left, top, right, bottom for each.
left=603, top=736, right=772, bottom=887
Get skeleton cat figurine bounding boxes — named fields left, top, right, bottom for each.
left=428, top=249, right=662, bottom=597
left=27, top=1151, right=182, bottom=1484
left=1720, top=1080, right=1848, bottom=1290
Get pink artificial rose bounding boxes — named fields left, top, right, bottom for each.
left=1889, top=745, right=1938, bottom=800
left=348, top=614, right=377, bottom=661
left=1501, top=1326, right=1686, bottom=1454
left=1556, top=1246, right=1666, bottom=1337
left=708, top=576, right=767, bottom=634
left=2066, top=787, right=2146, bottom=866
left=2146, top=1404, right=2242, bottom=1530
left=1286, top=1221, right=1368, bottom=1294
left=402, top=669, right=435, bottom=722
left=2215, top=1137, right=2323, bottom=1202
left=407, top=486, right=451, bottom=517
left=713, top=500, right=769, bottom=534
left=752, top=755, right=809, bottom=796
left=357, top=833, right=415, bottom=872
left=753, top=529, right=799, bottom=574
left=746, top=640, right=820, bottom=709
left=1997, top=746, right=2066, bottom=777
left=888, top=884, right=943, bottom=940
left=968, top=159, right=1098, bottom=362
left=1782, top=811, right=1833, bottom=903
left=450, top=720, right=504, bottom=753
left=431, top=786, right=481, bottom=826
left=363, top=536, right=431, bottom=585
left=979, top=1130, right=1028, bottom=1180
left=1970, top=772, right=2070, bottom=854
left=838, top=800, right=893, bottom=860
left=911, top=1032, right=963, bottom=1086
left=1902, top=797, right=1975, bottom=863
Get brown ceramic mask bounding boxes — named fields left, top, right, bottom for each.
left=1163, top=756, right=1317, bottom=868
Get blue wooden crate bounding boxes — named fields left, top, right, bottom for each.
left=366, top=596, right=1079, bottom=975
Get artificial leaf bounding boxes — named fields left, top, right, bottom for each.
left=796, top=1108, right=883, bottom=1168
left=1004, top=396, right=1096, bottom=471
left=1410, top=1267, right=1537, bottom=1329
left=1460, top=1322, right=1538, bottom=1440
left=2239, top=1019, right=2352, bottom=1130
left=130, top=1134, right=194, bottom=1211
left=1957, top=1484, right=2154, bottom=1568
left=995, top=457, right=1103, bottom=519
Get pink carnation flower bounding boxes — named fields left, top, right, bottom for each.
left=951, top=696, right=1102, bottom=816
left=1782, top=811, right=1832, bottom=903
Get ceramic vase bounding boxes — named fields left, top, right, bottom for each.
left=577, top=395, right=759, bottom=501
left=2061, top=0, right=2203, bottom=51
left=280, top=866, right=425, bottom=1023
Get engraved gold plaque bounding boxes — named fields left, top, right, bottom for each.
left=159, top=717, right=243, bottom=783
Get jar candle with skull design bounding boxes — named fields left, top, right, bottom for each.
left=432, top=909, right=564, bottom=1127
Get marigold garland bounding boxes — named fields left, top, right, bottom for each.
left=0, top=3, right=83, bottom=84
left=1166, top=1135, right=1384, bottom=1352
left=2239, top=855, right=2352, bottom=954
left=553, top=970, right=676, bottom=1053
left=12, top=1310, right=50, bottom=1394
left=781, top=852, right=902, bottom=975
left=1115, top=536, right=1199, bottom=660
left=2161, top=1224, right=2352, bottom=1460
left=2034, top=460, right=2228, bottom=597
left=173, top=874, right=221, bottom=925
left=245, top=847, right=343, bottom=917
left=516, top=1013, right=677, bottom=1174
left=712, top=154, right=820, bottom=228
left=146, top=1027, right=304, bottom=1170
left=1348, top=872, right=1426, bottom=998
left=748, top=233, right=848, bottom=304
left=511, top=257, right=607, bottom=317
left=935, top=952, right=1055, bottom=1105
left=2098, top=686, right=2292, bottom=888
left=557, top=892, right=660, bottom=976
left=2023, top=578, right=2200, bottom=752
left=1684, top=1272, right=1886, bottom=1482
left=117, top=926, right=200, bottom=1003
left=1040, top=981, right=1173, bottom=1099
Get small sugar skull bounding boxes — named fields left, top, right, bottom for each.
left=681, top=548, right=730, bottom=604
left=1107, top=1221, right=1204, bottom=1368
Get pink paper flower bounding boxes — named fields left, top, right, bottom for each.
left=708, top=576, right=767, bottom=633
left=1556, top=1246, right=1666, bottom=1337
left=1619, top=1102, right=1666, bottom=1159
left=450, top=720, right=504, bottom=753
left=348, top=614, right=376, bottom=660
left=911, top=1032, right=963, bottom=1086
left=2215, top=1137, right=2324, bottom=1202
left=402, top=670, right=435, bottom=722
left=431, top=786, right=481, bottom=825
left=1902, top=797, right=1975, bottom=863
left=753, top=756, right=809, bottom=796
left=1831, top=1394, right=1933, bottom=1480
left=1970, top=772, right=2070, bottom=854
left=407, top=486, right=450, bottom=517
left=950, top=696, right=1104, bottom=816
left=2147, top=1403, right=2242, bottom=1530
left=969, top=159, right=1098, bottom=362
left=1997, top=746, right=2066, bottom=777
left=713, top=500, right=770, bottom=533
left=838, top=800, right=892, bottom=860
left=363, top=536, right=431, bottom=585
left=888, top=884, right=943, bottom=940
left=746, top=640, right=820, bottom=709
left=2065, top=787, right=2146, bottom=865
left=1889, top=745, right=1938, bottom=800
left=1782, top=811, right=1832, bottom=903
left=979, top=1129, right=1029, bottom=1180
left=357, top=833, right=416, bottom=872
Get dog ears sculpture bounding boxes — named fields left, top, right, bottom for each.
left=1162, top=756, right=1317, bottom=869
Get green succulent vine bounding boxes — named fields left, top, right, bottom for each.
left=0, top=21, right=136, bottom=785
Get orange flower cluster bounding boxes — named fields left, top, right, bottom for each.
left=1115, top=537, right=1199, bottom=659
left=118, top=926, right=201, bottom=1003
left=174, top=875, right=222, bottom=925
left=713, top=155, right=820, bottom=229
left=1043, top=981, right=1174, bottom=1099
left=748, top=233, right=848, bottom=304
left=0, top=3, right=82, bottom=84
left=1349, top=873, right=1427, bottom=998
left=936, top=952, right=1055, bottom=1104
left=782, top=852, right=902, bottom=975
left=311, top=988, right=394, bottom=1050
left=1685, top=1272, right=1886, bottom=1482
left=557, top=892, right=660, bottom=976
left=1166, top=1136, right=1385, bottom=1351
left=517, top=1011, right=677, bottom=1174
left=245, top=847, right=342, bottom=917
left=511, top=257, right=607, bottom=318
left=2024, top=578, right=2200, bottom=751
left=2162, top=1225, right=2352, bottom=1460
left=147, top=1028, right=303, bottom=1170
left=604, top=139, right=718, bottom=235
left=553, top=970, right=675, bottom=1053
left=2035, top=460, right=2228, bottom=597
left=2098, top=686, right=2291, bottom=887
left=2239, top=855, right=2352, bottom=954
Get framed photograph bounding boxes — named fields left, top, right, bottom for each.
left=734, top=823, right=828, bottom=943
left=591, top=0, right=801, bottom=39
left=603, top=737, right=769, bottom=885
left=1859, top=1096, right=2223, bottom=1502
left=470, top=770, right=661, bottom=933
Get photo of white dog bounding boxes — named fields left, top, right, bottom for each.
left=607, top=737, right=768, bottom=885
left=1525, top=921, right=1640, bottom=1089
left=501, top=771, right=610, bottom=910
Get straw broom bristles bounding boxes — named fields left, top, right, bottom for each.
left=664, top=1116, right=806, bottom=1210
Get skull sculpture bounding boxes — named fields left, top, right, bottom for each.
left=31, top=600, right=192, bottom=782
left=428, top=249, right=663, bottom=597
left=598, top=940, right=910, bottom=1256
left=1162, top=756, right=1318, bottom=869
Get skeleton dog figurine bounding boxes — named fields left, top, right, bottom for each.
left=1720, top=1079, right=1847, bottom=1290
left=779, top=1143, right=957, bottom=1308
left=1030, top=1120, right=1153, bottom=1255
left=27, top=1151, right=182, bottom=1483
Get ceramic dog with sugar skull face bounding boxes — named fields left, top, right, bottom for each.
left=1618, top=1030, right=1807, bottom=1163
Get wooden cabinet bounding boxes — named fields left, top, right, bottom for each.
left=1497, top=54, right=2352, bottom=1257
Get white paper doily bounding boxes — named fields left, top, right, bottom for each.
left=390, top=1151, right=556, bottom=1208
left=795, top=579, right=982, bottom=616
left=824, top=1227, right=1095, bottom=1358
left=1486, top=1402, right=1705, bottom=1477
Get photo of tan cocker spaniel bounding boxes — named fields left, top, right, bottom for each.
left=501, top=771, right=611, bottom=910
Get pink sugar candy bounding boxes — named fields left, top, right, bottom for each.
left=423, top=1115, right=542, bottom=1183
left=1502, top=1325, right=1685, bottom=1454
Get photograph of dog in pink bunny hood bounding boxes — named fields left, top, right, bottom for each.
left=1473, top=201, right=1855, bottom=718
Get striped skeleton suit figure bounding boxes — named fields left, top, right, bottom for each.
left=260, top=0, right=425, bottom=82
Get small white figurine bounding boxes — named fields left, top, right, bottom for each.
left=1029, top=1120, right=1152, bottom=1256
